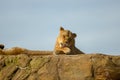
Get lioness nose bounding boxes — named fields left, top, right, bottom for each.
left=60, top=43, right=63, bottom=46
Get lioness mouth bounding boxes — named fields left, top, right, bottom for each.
left=60, top=43, right=68, bottom=48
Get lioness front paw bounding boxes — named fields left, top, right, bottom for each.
left=63, top=47, right=71, bottom=55
left=53, top=50, right=64, bottom=55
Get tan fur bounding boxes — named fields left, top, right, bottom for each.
left=2, top=47, right=27, bottom=55
left=0, top=47, right=53, bottom=55
left=54, top=27, right=85, bottom=55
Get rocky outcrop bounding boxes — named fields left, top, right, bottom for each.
left=0, top=54, right=120, bottom=80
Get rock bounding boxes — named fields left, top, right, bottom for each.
left=0, top=54, right=120, bottom=80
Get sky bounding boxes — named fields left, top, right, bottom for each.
left=0, top=0, right=120, bottom=55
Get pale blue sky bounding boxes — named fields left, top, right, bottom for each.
left=0, top=0, right=120, bottom=55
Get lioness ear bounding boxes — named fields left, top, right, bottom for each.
left=73, top=33, right=77, bottom=38
left=60, top=26, right=64, bottom=31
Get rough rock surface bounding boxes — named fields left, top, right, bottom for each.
left=0, top=53, right=120, bottom=80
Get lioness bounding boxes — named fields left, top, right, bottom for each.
left=0, top=47, right=53, bottom=55
left=0, top=27, right=84, bottom=55
left=54, top=27, right=85, bottom=55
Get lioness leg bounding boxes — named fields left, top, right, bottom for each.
left=53, top=50, right=65, bottom=55
left=53, top=47, right=71, bottom=55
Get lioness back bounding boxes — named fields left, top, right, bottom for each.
left=54, top=27, right=85, bottom=55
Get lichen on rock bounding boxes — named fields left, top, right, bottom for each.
left=0, top=54, right=120, bottom=80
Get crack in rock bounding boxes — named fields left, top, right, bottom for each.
left=56, top=57, right=61, bottom=80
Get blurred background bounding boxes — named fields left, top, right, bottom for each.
left=0, top=0, right=120, bottom=55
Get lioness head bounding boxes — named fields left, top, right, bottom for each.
left=57, top=27, right=76, bottom=48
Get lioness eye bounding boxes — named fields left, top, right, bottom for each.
left=63, top=35, right=65, bottom=38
